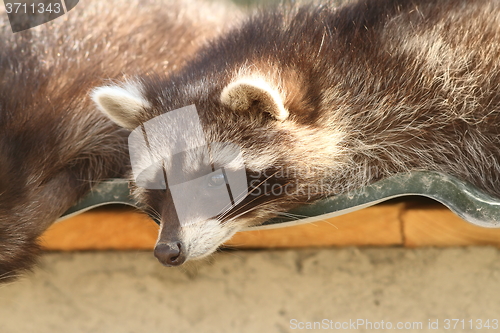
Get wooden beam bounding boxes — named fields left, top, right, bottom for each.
left=402, top=202, right=500, bottom=247
left=40, top=201, right=500, bottom=250
left=224, top=203, right=404, bottom=248
left=40, top=203, right=404, bottom=250
left=40, top=207, right=158, bottom=250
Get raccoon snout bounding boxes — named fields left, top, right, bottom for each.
left=154, top=242, right=186, bottom=267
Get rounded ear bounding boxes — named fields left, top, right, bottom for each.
left=91, top=81, right=151, bottom=130
left=220, top=77, right=289, bottom=121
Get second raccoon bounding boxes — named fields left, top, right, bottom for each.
left=0, top=0, right=242, bottom=281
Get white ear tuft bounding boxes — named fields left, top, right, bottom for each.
left=91, top=81, right=151, bottom=130
left=220, top=77, right=289, bottom=121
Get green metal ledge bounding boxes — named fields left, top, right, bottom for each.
left=58, top=171, right=500, bottom=230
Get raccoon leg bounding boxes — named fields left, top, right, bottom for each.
left=0, top=170, right=85, bottom=282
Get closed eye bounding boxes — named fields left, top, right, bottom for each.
left=206, top=170, right=226, bottom=188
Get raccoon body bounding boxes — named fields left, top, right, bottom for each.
left=0, top=0, right=242, bottom=281
left=94, top=0, right=500, bottom=267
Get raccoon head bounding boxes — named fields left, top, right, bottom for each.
left=92, top=73, right=345, bottom=267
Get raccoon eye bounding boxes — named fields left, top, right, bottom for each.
left=206, top=172, right=226, bottom=188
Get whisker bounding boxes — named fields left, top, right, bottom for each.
left=274, top=211, right=309, bottom=221
left=218, top=181, right=294, bottom=221
left=215, top=170, right=282, bottom=219
left=222, top=197, right=290, bottom=225
left=140, top=203, right=162, bottom=222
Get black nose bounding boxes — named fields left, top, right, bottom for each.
left=154, top=242, right=186, bottom=266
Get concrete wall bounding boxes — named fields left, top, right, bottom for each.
left=1, top=248, right=500, bottom=333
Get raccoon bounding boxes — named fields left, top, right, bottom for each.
left=0, top=0, right=242, bottom=281
left=93, top=0, right=500, bottom=267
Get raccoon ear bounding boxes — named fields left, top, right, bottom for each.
left=91, top=83, right=150, bottom=130
left=220, top=78, right=289, bottom=121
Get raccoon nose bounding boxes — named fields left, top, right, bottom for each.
left=154, top=242, right=186, bottom=266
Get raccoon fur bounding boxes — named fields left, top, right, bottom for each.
left=0, top=0, right=242, bottom=281
left=94, top=0, right=500, bottom=267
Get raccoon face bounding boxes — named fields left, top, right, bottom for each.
left=92, top=74, right=343, bottom=266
